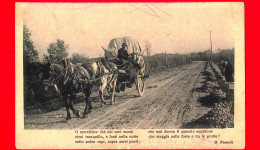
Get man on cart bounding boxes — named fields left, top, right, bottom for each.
left=115, top=42, right=137, bottom=91
left=117, top=42, right=142, bottom=70
left=118, top=43, right=129, bottom=62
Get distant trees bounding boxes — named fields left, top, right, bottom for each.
left=189, top=48, right=234, bottom=66
left=44, top=39, right=69, bottom=63
left=70, top=53, right=90, bottom=66
left=190, top=51, right=208, bottom=61
left=144, top=53, right=191, bottom=69
left=23, top=25, right=39, bottom=63
left=212, top=48, right=234, bottom=66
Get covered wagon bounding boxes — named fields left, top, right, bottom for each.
left=102, top=36, right=146, bottom=96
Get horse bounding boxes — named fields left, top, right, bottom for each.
left=44, top=58, right=118, bottom=120
left=24, top=61, right=52, bottom=101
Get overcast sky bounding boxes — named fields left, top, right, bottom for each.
left=22, top=3, right=239, bottom=60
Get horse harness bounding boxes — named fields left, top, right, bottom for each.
left=50, top=59, right=117, bottom=87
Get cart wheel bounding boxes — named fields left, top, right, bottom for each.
left=136, top=70, right=145, bottom=96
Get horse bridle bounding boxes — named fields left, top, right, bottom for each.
left=49, top=64, right=69, bottom=86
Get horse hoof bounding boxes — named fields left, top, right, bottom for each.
left=66, top=117, right=71, bottom=121
left=110, top=102, right=114, bottom=105
left=75, top=111, right=80, bottom=118
left=101, top=102, right=106, bottom=106
left=76, top=113, right=80, bottom=118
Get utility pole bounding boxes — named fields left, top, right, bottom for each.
left=210, top=31, right=213, bottom=65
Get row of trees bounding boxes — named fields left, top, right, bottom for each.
left=190, top=51, right=208, bottom=61
left=212, top=48, right=234, bottom=66
left=144, top=53, right=191, bottom=69
left=189, top=49, right=234, bottom=66
left=190, top=49, right=234, bottom=66
left=143, top=49, right=234, bottom=70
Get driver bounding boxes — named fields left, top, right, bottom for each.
left=117, top=42, right=139, bottom=67
left=118, top=43, right=129, bottom=61
left=117, top=42, right=132, bottom=69
left=116, top=42, right=131, bottom=92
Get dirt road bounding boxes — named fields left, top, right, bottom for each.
left=24, top=61, right=207, bottom=129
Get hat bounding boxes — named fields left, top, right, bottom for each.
left=122, top=43, right=127, bottom=47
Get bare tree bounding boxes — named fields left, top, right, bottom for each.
left=145, top=40, right=152, bottom=56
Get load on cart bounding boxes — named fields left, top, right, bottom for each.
left=102, top=36, right=147, bottom=96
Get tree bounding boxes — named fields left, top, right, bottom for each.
left=45, top=39, right=69, bottom=63
left=23, top=25, right=39, bottom=63
left=145, top=40, right=152, bottom=56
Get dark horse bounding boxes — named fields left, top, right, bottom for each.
left=43, top=58, right=118, bottom=120
left=24, top=62, right=53, bottom=102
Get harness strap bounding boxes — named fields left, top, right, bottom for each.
left=52, top=65, right=69, bottom=84
left=55, top=60, right=118, bottom=85
left=72, top=64, right=91, bottom=82
left=100, top=58, right=113, bottom=71
left=89, top=69, right=117, bottom=83
left=96, top=60, right=103, bottom=78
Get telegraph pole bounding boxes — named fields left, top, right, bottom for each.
left=209, top=31, right=213, bottom=65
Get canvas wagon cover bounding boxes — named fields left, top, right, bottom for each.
left=107, top=36, right=143, bottom=56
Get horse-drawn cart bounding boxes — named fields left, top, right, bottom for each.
left=103, top=37, right=146, bottom=96
left=41, top=37, right=147, bottom=120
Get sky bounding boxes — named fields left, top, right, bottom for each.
left=21, top=3, right=239, bottom=60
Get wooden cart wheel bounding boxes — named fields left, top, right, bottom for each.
left=136, top=70, right=145, bottom=97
